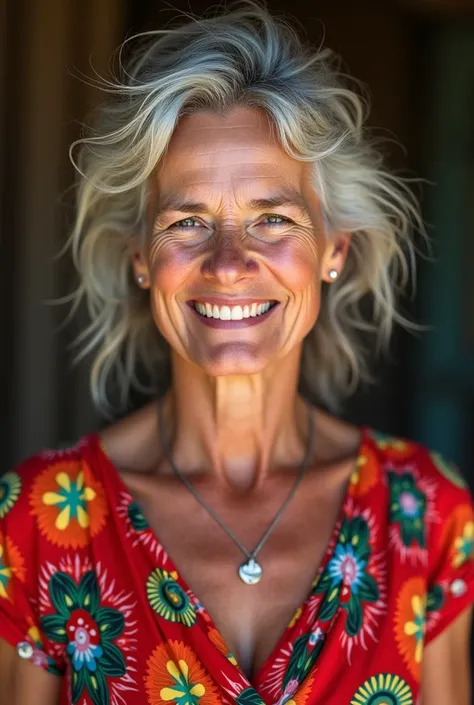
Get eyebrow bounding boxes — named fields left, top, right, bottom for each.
left=153, top=188, right=308, bottom=218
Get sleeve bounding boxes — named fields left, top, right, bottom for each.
left=424, top=451, right=474, bottom=645
left=0, top=456, right=66, bottom=675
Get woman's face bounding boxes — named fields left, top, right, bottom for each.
left=133, top=106, right=347, bottom=377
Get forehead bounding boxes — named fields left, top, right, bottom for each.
left=153, top=107, right=308, bottom=194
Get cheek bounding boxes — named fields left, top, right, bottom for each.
left=266, top=233, right=320, bottom=292
left=148, top=237, right=198, bottom=293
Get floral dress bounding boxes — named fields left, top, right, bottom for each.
left=0, top=428, right=474, bottom=705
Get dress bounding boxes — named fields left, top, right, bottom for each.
left=0, top=427, right=474, bottom=705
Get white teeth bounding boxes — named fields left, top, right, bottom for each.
left=194, top=301, right=273, bottom=320
left=231, top=306, right=243, bottom=320
left=220, top=306, right=231, bottom=320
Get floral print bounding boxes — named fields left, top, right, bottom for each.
left=0, top=472, right=21, bottom=519
left=349, top=447, right=379, bottom=499
left=388, top=471, right=426, bottom=549
left=370, top=432, right=416, bottom=461
left=30, top=461, right=108, bottom=548
left=279, top=628, right=324, bottom=693
left=117, top=491, right=166, bottom=562
left=351, top=673, right=413, bottom=704
left=144, top=641, right=219, bottom=705
left=147, top=568, right=197, bottom=627
left=41, top=570, right=127, bottom=705
left=314, top=515, right=379, bottom=636
left=0, top=531, right=25, bottom=601
left=394, top=578, right=427, bottom=680
left=0, top=428, right=473, bottom=705
left=453, top=520, right=474, bottom=568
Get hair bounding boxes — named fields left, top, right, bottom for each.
left=67, top=0, right=423, bottom=416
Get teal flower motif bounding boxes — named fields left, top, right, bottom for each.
left=388, top=471, right=426, bottom=548
left=281, top=627, right=324, bottom=692
left=0, top=472, right=21, bottom=519
left=426, top=584, right=444, bottom=614
left=351, top=673, right=413, bottom=704
left=314, top=516, right=379, bottom=637
left=127, top=501, right=148, bottom=532
left=236, top=688, right=266, bottom=705
left=40, top=571, right=126, bottom=705
left=430, top=452, right=467, bottom=489
left=147, top=568, right=196, bottom=627
left=42, top=471, right=95, bottom=531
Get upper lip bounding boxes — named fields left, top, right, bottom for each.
left=189, top=296, right=278, bottom=306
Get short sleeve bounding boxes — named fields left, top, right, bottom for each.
left=425, top=451, right=474, bottom=645
left=0, top=457, right=65, bottom=674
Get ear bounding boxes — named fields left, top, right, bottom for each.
left=128, top=237, right=151, bottom=289
left=320, top=232, right=351, bottom=283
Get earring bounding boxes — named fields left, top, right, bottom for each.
left=328, top=269, right=338, bottom=281
left=137, top=275, right=146, bottom=285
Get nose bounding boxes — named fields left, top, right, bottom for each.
left=201, top=234, right=258, bottom=286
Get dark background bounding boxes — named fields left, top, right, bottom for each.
left=1, top=0, right=474, bottom=692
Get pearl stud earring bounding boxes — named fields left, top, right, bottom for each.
left=137, top=275, right=146, bottom=285
left=328, top=269, right=338, bottom=281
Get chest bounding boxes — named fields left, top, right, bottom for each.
left=125, top=468, right=350, bottom=679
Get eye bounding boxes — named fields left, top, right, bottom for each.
left=171, top=217, right=204, bottom=229
left=259, top=214, right=292, bottom=226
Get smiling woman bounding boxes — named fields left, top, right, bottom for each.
left=0, top=2, right=474, bottom=705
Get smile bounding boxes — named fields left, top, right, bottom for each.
left=193, top=301, right=275, bottom=320
left=188, top=299, right=279, bottom=328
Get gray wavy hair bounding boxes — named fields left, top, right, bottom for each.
left=68, top=1, right=422, bottom=415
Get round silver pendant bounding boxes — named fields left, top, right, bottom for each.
left=238, top=558, right=263, bottom=585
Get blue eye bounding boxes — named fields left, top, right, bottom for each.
left=261, top=214, right=290, bottom=226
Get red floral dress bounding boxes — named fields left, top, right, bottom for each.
left=1, top=428, right=474, bottom=705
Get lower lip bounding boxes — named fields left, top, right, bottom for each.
left=187, top=302, right=279, bottom=329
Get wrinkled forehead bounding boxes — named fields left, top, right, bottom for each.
left=150, top=106, right=313, bottom=205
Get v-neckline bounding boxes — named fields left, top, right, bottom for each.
left=91, top=427, right=367, bottom=691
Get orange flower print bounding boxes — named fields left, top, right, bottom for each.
left=349, top=446, right=379, bottom=499
left=0, top=531, right=26, bottom=602
left=145, top=641, right=220, bottom=705
left=439, top=504, right=474, bottom=570
left=208, top=628, right=238, bottom=666
left=394, top=577, right=427, bottom=681
left=29, top=460, right=108, bottom=548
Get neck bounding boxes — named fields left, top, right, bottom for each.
left=162, top=346, right=310, bottom=491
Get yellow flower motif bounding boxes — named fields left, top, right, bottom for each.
left=27, top=623, right=42, bottom=645
left=403, top=594, right=426, bottom=664
left=453, top=521, right=474, bottom=568
left=0, top=542, right=12, bottom=600
left=42, top=471, right=96, bottom=530
left=160, top=660, right=206, bottom=701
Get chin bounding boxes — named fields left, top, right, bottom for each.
left=191, top=343, right=274, bottom=377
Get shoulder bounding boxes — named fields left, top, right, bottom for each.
left=363, top=428, right=474, bottom=579
left=364, top=428, right=472, bottom=500
left=0, top=435, right=110, bottom=552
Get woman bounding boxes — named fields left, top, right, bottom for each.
left=0, top=3, right=473, bottom=704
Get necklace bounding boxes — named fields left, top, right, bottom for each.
left=158, top=399, right=314, bottom=585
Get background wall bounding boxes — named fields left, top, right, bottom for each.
left=2, top=0, right=474, bottom=485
